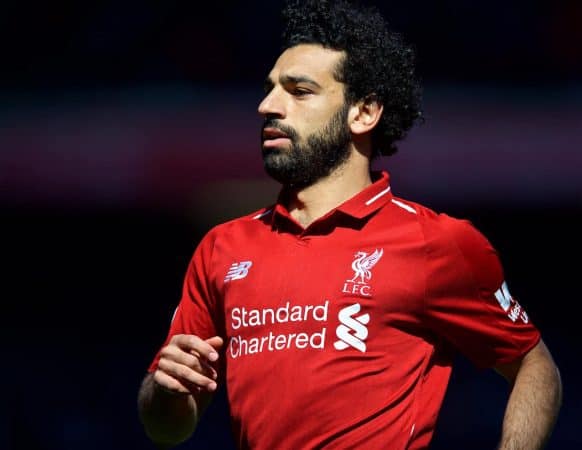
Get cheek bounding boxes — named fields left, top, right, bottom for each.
left=290, top=98, right=344, bottom=138
left=293, top=115, right=325, bottom=139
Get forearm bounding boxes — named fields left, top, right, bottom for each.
left=137, top=373, right=201, bottom=449
left=497, top=343, right=562, bottom=450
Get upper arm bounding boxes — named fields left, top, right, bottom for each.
left=494, top=339, right=560, bottom=385
left=147, top=230, right=226, bottom=376
left=422, top=216, right=540, bottom=368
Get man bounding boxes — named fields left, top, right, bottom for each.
left=138, top=1, right=562, bottom=449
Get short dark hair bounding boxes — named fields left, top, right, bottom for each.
left=281, top=0, right=423, bottom=157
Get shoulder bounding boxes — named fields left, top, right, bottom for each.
left=187, top=205, right=275, bottom=271
left=388, top=195, right=492, bottom=250
left=197, top=205, right=275, bottom=246
left=387, top=195, right=501, bottom=277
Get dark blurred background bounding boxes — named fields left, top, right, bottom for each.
left=1, top=1, right=580, bottom=449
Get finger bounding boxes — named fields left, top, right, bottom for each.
left=159, top=346, right=217, bottom=380
left=171, top=334, right=221, bottom=362
left=205, top=336, right=225, bottom=353
left=153, top=369, right=191, bottom=395
left=157, top=358, right=218, bottom=392
left=154, top=370, right=213, bottom=397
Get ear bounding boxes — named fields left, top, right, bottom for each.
left=348, top=94, right=384, bottom=136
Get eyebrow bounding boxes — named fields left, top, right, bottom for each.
left=263, top=74, right=322, bottom=92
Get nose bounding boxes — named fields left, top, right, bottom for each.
left=258, top=89, right=285, bottom=118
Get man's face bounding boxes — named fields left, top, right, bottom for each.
left=258, top=44, right=352, bottom=188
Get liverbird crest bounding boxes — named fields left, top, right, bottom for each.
left=349, top=248, right=384, bottom=284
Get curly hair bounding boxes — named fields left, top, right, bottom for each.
left=281, top=0, right=423, bottom=157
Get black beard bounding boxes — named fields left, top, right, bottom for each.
left=261, top=103, right=351, bottom=189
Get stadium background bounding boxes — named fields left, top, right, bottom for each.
left=1, top=1, right=580, bottom=449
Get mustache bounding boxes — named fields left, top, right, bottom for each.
left=262, top=119, right=299, bottom=141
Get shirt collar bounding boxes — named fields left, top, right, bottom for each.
left=270, top=171, right=393, bottom=228
left=335, top=170, right=392, bottom=219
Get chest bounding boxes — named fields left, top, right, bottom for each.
left=212, top=226, right=427, bottom=347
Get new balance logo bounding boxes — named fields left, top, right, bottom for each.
left=334, top=303, right=370, bottom=353
left=224, top=261, right=253, bottom=282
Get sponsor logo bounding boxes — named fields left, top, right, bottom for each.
left=494, top=281, right=529, bottom=324
left=228, top=301, right=329, bottom=358
left=224, top=261, right=253, bottom=282
left=494, top=281, right=512, bottom=311
left=334, top=303, right=370, bottom=353
left=342, top=248, right=384, bottom=297
left=226, top=301, right=373, bottom=357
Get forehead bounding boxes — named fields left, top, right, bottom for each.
left=268, top=44, right=345, bottom=85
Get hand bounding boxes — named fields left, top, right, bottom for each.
left=153, top=334, right=224, bottom=395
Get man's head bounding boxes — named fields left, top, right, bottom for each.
left=259, top=0, right=422, bottom=187
left=259, top=44, right=353, bottom=188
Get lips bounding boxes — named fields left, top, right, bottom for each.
left=262, top=127, right=289, bottom=141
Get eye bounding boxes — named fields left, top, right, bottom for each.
left=292, top=87, right=311, bottom=97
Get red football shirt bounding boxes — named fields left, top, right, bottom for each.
left=148, top=171, right=540, bottom=449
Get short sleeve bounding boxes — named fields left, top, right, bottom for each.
left=422, top=215, right=540, bottom=368
left=147, top=231, right=223, bottom=373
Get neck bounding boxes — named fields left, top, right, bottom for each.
left=286, top=150, right=372, bottom=228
